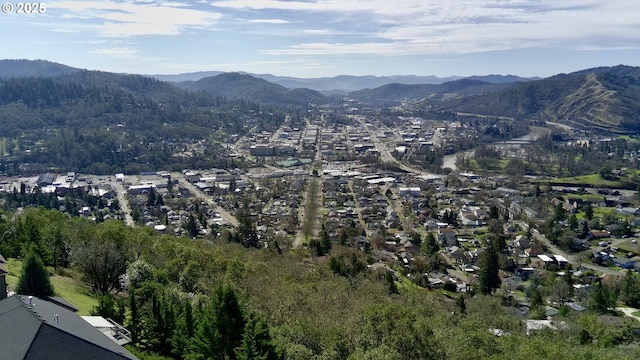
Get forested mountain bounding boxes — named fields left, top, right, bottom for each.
left=178, top=72, right=330, bottom=106
left=0, top=59, right=80, bottom=78
left=348, top=79, right=515, bottom=102
left=438, top=65, right=640, bottom=134
left=0, top=71, right=292, bottom=175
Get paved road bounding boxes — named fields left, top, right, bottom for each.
left=618, top=307, right=640, bottom=322
left=523, top=224, right=621, bottom=275
left=172, top=173, right=239, bottom=227
left=111, top=180, right=135, bottom=227
left=356, top=116, right=444, bottom=180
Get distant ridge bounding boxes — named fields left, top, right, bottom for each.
left=0, top=59, right=80, bottom=78
left=152, top=71, right=538, bottom=93
left=2, top=59, right=537, bottom=93
left=347, top=79, right=515, bottom=102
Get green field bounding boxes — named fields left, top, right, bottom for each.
left=555, top=173, right=624, bottom=187
left=5, top=258, right=98, bottom=315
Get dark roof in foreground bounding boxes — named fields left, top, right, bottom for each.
left=0, top=295, right=138, bottom=360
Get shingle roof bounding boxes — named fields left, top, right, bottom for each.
left=0, top=296, right=138, bottom=360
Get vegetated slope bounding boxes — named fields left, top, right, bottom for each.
left=0, top=59, right=81, bottom=78
left=440, top=65, right=640, bottom=134
left=0, top=71, right=288, bottom=174
left=179, top=72, right=329, bottom=106
left=348, top=79, right=515, bottom=102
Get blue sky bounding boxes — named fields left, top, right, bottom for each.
left=1, top=0, right=639, bottom=78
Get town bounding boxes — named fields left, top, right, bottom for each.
left=4, top=109, right=640, bottom=325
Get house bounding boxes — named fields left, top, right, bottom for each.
left=617, top=207, right=640, bottom=216
left=513, top=234, right=531, bottom=249
left=438, top=228, right=458, bottom=246
left=612, top=256, right=636, bottom=269
left=37, top=173, right=56, bottom=187
left=459, top=211, right=479, bottom=226
left=525, top=320, right=568, bottom=336
left=552, top=254, right=569, bottom=268
left=589, top=229, right=611, bottom=239
left=515, top=267, right=535, bottom=280
left=0, top=295, right=137, bottom=359
left=537, top=254, right=556, bottom=268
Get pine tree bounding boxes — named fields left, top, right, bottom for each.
left=192, top=285, right=246, bottom=359
left=16, top=252, right=54, bottom=297
left=235, top=313, right=279, bottom=360
left=421, top=232, right=439, bottom=255
left=478, top=243, right=500, bottom=295
left=456, top=294, right=466, bottom=315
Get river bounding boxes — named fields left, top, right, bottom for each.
left=441, top=126, right=551, bottom=171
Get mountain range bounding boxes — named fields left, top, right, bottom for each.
left=1, top=59, right=639, bottom=134
left=156, top=72, right=535, bottom=94
left=0, top=59, right=535, bottom=93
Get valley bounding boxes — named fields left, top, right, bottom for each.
left=2, top=60, right=640, bottom=359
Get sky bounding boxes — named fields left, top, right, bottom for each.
left=1, top=0, right=639, bottom=78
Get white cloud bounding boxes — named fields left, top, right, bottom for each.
left=48, top=1, right=223, bottom=37
left=248, top=19, right=289, bottom=24
left=216, top=0, right=640, bottom=55
left=92, top=47, right=140, bottom=57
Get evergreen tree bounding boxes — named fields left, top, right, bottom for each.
left=16, top=252, right=54, bottom=297
left=91, top=294, right=123, bottom=323
left=320, top=225, right=332, bottom=255
left=186, top=213, right=199, bottom=238
left=584, top=205, right=594, bottom=221
left=456, top=294, right=466, bottom=315
left=589, top=279, right=616, bottom=313
left=421, top=232, right=439, bottom=255
left=385, top=270, right=399, bottom=295
left=478, top=243, right=500, bottom=295
left=146, top=188, right=157, bottom=207
left=235, top=313, right=280, bottom=360
left=621, top=271, right=640, bottom=308
left=192, top=285, right=246, bottom=359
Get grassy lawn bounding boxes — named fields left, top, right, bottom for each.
left=554, top=173, right=624, bottom=187
left=633, top=311, right=640, bottom=317
left=396, top=275, right=424, bottom=292
left=5, top=258, right=98, bottom=315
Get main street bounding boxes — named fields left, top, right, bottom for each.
left=111, top=179, right=135, bottom=227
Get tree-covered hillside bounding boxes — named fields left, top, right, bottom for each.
left=179, top=72, right=330, bottom=106
left=348, top=79, right=513, bottom=102
left=436, top=66, right=640, bottom=133
left=0, top=72, right=295, bottom=174
left=437, top=65, right=640, bottom=134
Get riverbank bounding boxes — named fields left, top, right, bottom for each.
left=442, top=126, right=551, bottom=171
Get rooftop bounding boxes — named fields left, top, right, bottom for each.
left=0, top=295, right=137, bottom=360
